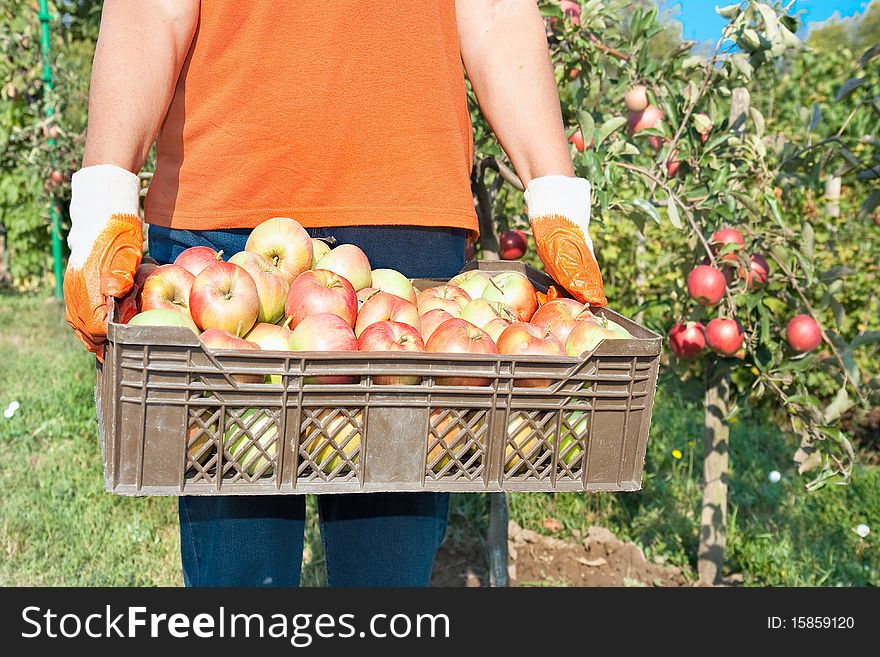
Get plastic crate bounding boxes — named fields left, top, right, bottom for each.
left=97, top=261, right=661, bottom=495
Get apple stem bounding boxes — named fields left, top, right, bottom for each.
left=215, top=250, right=224, bottom=261
left=281, top=316, right=293, bottom=329
left=235, top=320, right=243, bottom=339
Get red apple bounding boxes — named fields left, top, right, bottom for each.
left=687, top=265, right=727, bottom=306
left=174, top=246, right=222, bottom=277
left=448, top=270, right=493, bottom=299
left=568, top=128, right=586, bottom=153
left=700, top=255, right=736, bottom=285
left=285, top=269, right=357, bottom=329
left=625, top=84, right=649, bottom=113
left=357, top=287, right=380, bottom=309
left=481, top=272, right=538, bottom=322
left=627, top=105, right=664, bottom=150
left=357, top=320, right=426, bottom=385
left=483, top=317, right=513, bottom=343
left=705, top=318, right=744, bottom=356
left=354, top=291, right=421, bottom=337
left=419, top=309, right=456, bottom=342
left=499, top=230, right=528, bottom=260
left=199, top=328, right=263, bottom=384
left=560, top=0, right=581, bottom=24
left=244, top=322, right=293, bottom=383
left=668, top=322, right=706, bottom=360
left=310, top=238, right=332, bottom=268
left=245, top=216, right=313, bottom=283
left=530, top=298, right=593, bottom=344
left=370, top=268, right=417, bottom=304
left=417, top=284, right=471, bottom=316
left=426, top=318, right=499, bottom=386
left=128, top=308, right=200, bottom=335
left=497, top=323, right=566, bottom=387
left=459, top=298, right=510, bottom=329
left=711, top=227, right=745, bottom=263
left=694, top=113, right=713, bottom=143
left=565, top=318, right=619, bottom=356
left=666, top=150, right=681, bottom=178
left=141, top=264, right=196, bottom=314
left=50, top=169, right=63, bottom=184
left=190, top=261, right=260, bottom=336
left=117, top=262, right=158, bottom=323
left=314, top=244, right=372, bottom=291
left=742, top=253, right=770, bottom=289
left=289, top=313, right=359, bottom=384
left=228, top=251, right=289, bottom=324
left=786, top=314, right=822, bottom=353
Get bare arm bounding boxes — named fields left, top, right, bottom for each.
left=456, top=0, right=573, bottom=187
left=82, top=0, right=200, bottom=172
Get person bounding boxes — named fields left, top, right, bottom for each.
left=63, top=0, right=606, bottom=587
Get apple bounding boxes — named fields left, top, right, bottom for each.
left=228, top=251, right=289, bottom=324
left=711, top=227, right=745, bottom=263
left=556, top=411, right=587, bottom=467
left=505, top=414, right=547, bottom=473
left=190, top=261, right=260, bottom=336
left=417, top=284, right=471, bottom=316
left=604, top=318, right=632, bottom=339
left=245, top=322, right=292, bottom=350
left=128, top=308, right=200, bottom=335
left=700, top=255, right=736, bottom=285
left=140, top=264, right=196, bottom=314
left=289, top=313, right=359, bottom=384
left=225, top=408, right=278, bottom=476
left=560, top=0, right=581, bottom=24
left=666, top=151, right=681, bottom=178
left=117, top=262, right=158, bottom=323
left=568, top=128, right=586, bottom=153
left=687, top=265, right=726, bottom=306
left=668, top=322, right=706, bottom=360
left=786, top=314, right=822, bottom=353
left=50, top=169, right=63, bottom=184
left=742, top=253, right=770, bottom=289
left=311, top=238, right=332, bottom=268
left=568, top=67, right=581, bottom=80
left=355, top=291, right=421, bottom=337
left=627, top=105, right=664, bottom=150
left=565, top=318, right=619, bottom=356
left=499, top=230, right=528, bottom=260
left=301, top=409, right=363, bottom=474
left=357, top=287, right=380, bottom=310
left=174, top=246, right=222, bottom=277
left=186, top=409, right=216, bottom=465
left=198, top=329, right=265, bottom=384
left=426, top=318, right=499, bottom=386
left=245, top=216, right=313, bottom=283
left=694, top=112, right=713, bottom=143
left=448, top=270, right=493, bottom=299
left=497, top=323, right=565, bottom=387
left=705, top=318, right=744, bottom=356
left=481, top=272, right=538, bottom=322
left=314, top=244, right=372, bottom=291
left=357, top=320, right=426, bottom=385
left=426, top=409, right=477, bottom=474
left=285, top=269, right=357, bottom=329
left=419, top=309, right=456, bottom=342
left=625, top=84, right=649, bottom=113
left=483, top=317, right=512, bottom=342
left=459, top=298, right=509, bottom=329
left=530, top=298, right=593, bottom=344
left=370, top=268, right=417, bottom=304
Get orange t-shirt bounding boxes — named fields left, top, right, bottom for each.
left=145, top=2, right=476, bottom=233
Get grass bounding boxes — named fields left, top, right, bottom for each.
left=0, top=293, right=876, bottom=586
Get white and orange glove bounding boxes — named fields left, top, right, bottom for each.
left=525, top=175, right=607, bottom=307
left=63, top=164, right=143, bottom=360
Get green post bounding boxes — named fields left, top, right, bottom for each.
left=38, top=0, right=64, bottom=300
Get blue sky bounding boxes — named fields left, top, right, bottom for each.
left=660, top=1, right=870, bottom=43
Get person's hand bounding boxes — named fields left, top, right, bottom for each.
left=63, top=164, right=142, bottom=360
left=525, top=175, right=607, bottom=307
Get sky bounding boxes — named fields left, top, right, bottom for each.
left=660, top=1, right=870, bottom=43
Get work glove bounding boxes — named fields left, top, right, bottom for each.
left=63, top=164, right=143, bottom=360
left=525, top=175, right=607, bottom=307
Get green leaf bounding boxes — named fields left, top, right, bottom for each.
left=851, top=331, right=880, bottom=349
left=823, top=387, right=854, bottom=424
left=666, top=199, right=682, bottom=229
left=716, top=3, right=742, bottom=19
left=819, top=266, right=853, bottom=283
left=827, top=332, right=862, bottom=391
left=836, top=76, right=866, bottom=102
left=577, top=110, right=595, bottom=146
left=829, top=298, right=845, bottom=331
left=596, top=116, right=628, bottom=148
left=808, top=103, right=821, bottom=133
left=787, top=394, right=821, bottom=409
left=630, top=199, right=661, bottom=225
left=802, top=221, right=814, bottom=262
left=860, top=190, right=880, bottom=218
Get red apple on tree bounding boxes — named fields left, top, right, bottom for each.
left=530, top=298, right=594, bottom=344
left=245, top=216, right=313, bottom=283
left=448, top=270, right=493, bottom=299
left=357, top=320, right=426, bottom=385
left=190, top=261, right=260, bottom=336
left=705, top=318, right=744, bottom=356
left=786, top=314, right=822, bottom=353
left=496, top=323, right=566, bottom=387
left=228, top=251, right=289, bottom=324
left=289, top=313, right=359, bottom=384
left=625, top=84, right=649, bottom=112
left=627, top=105, right=664, bottom=150
left=285, top=269, right=358, bottom=329
left=426, top=319, right=499, bottom=386
left=417, top=284, right=471, bottom=316
left=355, top=291, right=421, bottom=337
left=481, top=272, right=538, bottom=322
left=140, top=264, right=196, bottom=314
left=741, top=253, right=770, bottom=289
left=687, top=264, right=727, bottom=306
left=568, top=129, right=586, bottom=153
left=174, top=246, right=222, bottom=277
left=419, top=309, right=456, bottom=342
left=560, top=0, right=581, bottom=24
left=314, top=244, right=372, bottom=291
left=710, top=227, right=745, bottom=263
left=370, top=268, right=417, bottom=304
left=668, top=322, right=706, bottom=360
left=499, top=230, right=528, bottom=260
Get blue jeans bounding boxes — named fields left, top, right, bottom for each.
left=148, top=223, right=466, bottom=587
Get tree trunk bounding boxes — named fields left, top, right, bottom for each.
left=487, top=492, right=510, bottom=587
left=471, top=160, right=500, bottom=259
left=727, top=87, right=751, bottom=135
left=824, top=175, right=841, bottom=218
left=697, top=373, right=730, bottom=586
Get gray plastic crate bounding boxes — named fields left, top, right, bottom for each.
left=97, top=261, right=661, bottom=495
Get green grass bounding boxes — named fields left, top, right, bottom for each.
left=1, top=293, right=876, bottom=586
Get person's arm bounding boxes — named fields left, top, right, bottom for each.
left=65, top=0, right=200, bottom=358
left=83, top=0, right=200, bottom=171
left=455, top=0, right=571, bottom=187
